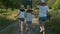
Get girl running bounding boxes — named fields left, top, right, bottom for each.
left=15, top=4, right=25, bottom=34
left=36, top=0, right=49, bottom=34
left=25, top=5, right=33, bottom=34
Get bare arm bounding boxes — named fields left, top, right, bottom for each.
left=47, top=10, right=49, bottom=14
left=36, top=1, right=41, bottom=6
left=36, top=1, right=40, bottom=9
left=17, top=12, right=20, bottom=16
left=25, top=11, right=27, bottom=18
left=47, top=10, right=52, bottom=20
left=14, top=12, right=20, bottom=18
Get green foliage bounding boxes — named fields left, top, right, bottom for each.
left=0, top=0, right=59, bottom=9
left=52, top=0, right=60, bottom=10
left=32, top=0, right=38, bottom=8
left=0, top=0, right=23, bottom=9
left=45, top=10, right=60, bottom=34
left=0, top=9, right=18, bottom=30
left=0, top=16, right=13, bottom=30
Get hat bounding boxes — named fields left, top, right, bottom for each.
left=40, top=0, right=45, bottom=3
left=20, top=5, right=24, bottom=8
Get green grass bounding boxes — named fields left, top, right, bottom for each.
left=0, top=9, right=18, bottom=30
left=45, top=10, right=60, bottom=34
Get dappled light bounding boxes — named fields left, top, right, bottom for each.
left=0, top=0, right=60, bottom=34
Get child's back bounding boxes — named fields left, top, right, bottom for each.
left=26, top=10, right=33, bottom=21
left=36, top=5, right=49, bottom=17
left=19, top=5, right=25, bottom=19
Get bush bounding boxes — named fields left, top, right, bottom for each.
left=46, top=10, right=60, bottom=34
left=0, top=9, right=18, bottom=30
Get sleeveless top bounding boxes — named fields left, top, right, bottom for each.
left=19, top=9, right=25, bottom=18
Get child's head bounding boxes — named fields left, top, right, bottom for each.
left=40, top=0, right=47, bottom=6
left=27, top=5, right=32, bottom=10
left=41, top=2, right=47, bottom=6
left=20, top=4, right=25, bottom=9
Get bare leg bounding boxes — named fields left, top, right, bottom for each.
left=19, top=21, right=23, bottom=34
left=26, top=24, right=29, bottom=30
left=40, top=21, right=45, bottom=34
left=26, top=24, right=29, bottom=34
left=26, top=23, right=31, bottom=34
left=21, top=21, right=23, bottom=34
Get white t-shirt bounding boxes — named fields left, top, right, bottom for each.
left=26, top=13, right=32, bottom=21
left=19, top=11, right=25, bottom=18
left=36, top=5, right=49, bottom=17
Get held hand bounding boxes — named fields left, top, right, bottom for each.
left=32, top=14, right=34, bottom=16
left=14, top=16, right=17, bottom=18
left=32, top=14, right=35, bottom=18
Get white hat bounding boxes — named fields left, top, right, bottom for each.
left=41, top=0, right=45, bottom=3
left=20, top=5, right=24, bottom=8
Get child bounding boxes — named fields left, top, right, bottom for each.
left=25, top=5, right=33, bottom=34
left=36, top=0, right=49, bottom=34
left=15, top=4, right=25, bottom=34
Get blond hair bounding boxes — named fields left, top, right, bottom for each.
left=27, top=5, right=32, bottom=10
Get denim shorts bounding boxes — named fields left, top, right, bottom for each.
left=39, top=17, right=47, bottom=22
left=26, top=21, right=32, bottom=25
left=19, top=18, right=24, bottom=21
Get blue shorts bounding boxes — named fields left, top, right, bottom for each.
left=19, top=18, right=24, bottom=21
left=26, top=21, right=32, bottom=25
left=39, top=17, right=47, bottom=22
